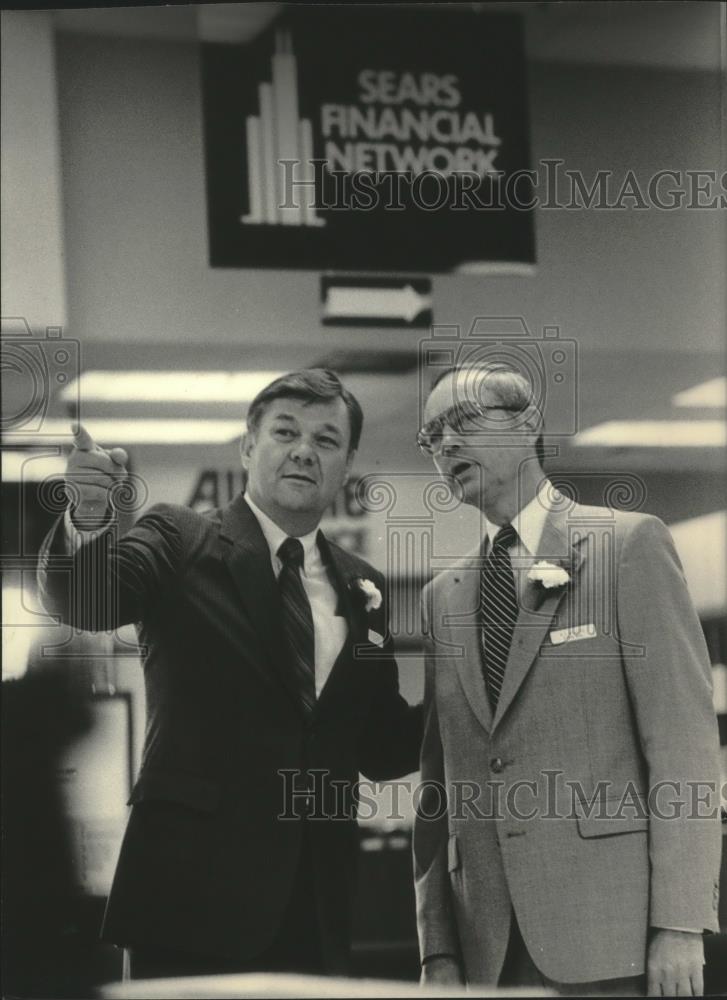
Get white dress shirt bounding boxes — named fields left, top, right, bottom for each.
left=482, top=479, right=555, bottom=601
left=244, top=494, right=347, bottom=697
left=64, top=506, right=97, bottom=550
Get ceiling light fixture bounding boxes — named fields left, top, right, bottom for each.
left=574, top=421, right=725, bottom=448
left=2, top=419, right=245, bottom=446
left=672, top=377, right=726, bottom=408
left=60, top=371, right=284, bottom=403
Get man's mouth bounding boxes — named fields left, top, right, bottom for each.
left=283, top=473, right=317, bottom=485
left=451, top=460, right=475, bottom=480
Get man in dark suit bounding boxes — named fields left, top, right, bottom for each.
left=38, top=369, right=421, bottom=979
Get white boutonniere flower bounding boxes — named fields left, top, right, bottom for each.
left=527, top=560, right=570, bottom=589
left=351, top=577, right=382, bottom=613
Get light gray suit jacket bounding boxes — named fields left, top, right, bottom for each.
left=413, top=502, right=722, bottom=985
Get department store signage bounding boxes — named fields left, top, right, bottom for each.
left=201, top=8, right=533, bottom=272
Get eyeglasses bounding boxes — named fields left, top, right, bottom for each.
left=416, top=401, right=523, bottom=456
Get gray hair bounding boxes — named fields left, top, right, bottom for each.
left=430, top=362, right=545, bottom=467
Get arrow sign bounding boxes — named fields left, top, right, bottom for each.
left=321, top=276, right=432, bottom=327
left=326, top=285, right=430, bottom=322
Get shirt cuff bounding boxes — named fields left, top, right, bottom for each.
left=64, top=507, right=111, bottom=550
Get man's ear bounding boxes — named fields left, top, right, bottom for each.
left=240, top=430, right=254, bottom=471
left=343, top=449, right=356, bottom=484
left=520, top=406, right=543, bottom=448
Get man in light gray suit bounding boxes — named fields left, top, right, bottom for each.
left=413, top=362, right=722, bottom=995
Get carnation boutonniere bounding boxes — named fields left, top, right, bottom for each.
left=527, top=560, right=571, bottom=590
left=349, top=577, right=382, bottom=613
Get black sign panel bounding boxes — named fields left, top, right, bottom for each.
left=201, top=8, right=533, bottom=273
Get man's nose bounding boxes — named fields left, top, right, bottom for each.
left=290, top=438, right=316, bottom=462
left=440, top=424, right=463, bottom=455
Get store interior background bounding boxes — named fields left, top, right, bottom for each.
left=2, top=1, right=726, bottom=993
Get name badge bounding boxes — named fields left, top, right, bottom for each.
left=549, top=623, right=597, bottom=645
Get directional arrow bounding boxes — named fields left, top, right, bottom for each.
left=321, top=277, right=433, bottom=327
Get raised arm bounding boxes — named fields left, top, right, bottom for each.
left=37, top=426, right=183, bottom=630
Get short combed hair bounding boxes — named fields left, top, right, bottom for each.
left=246, top=368, right=363, bottom=452
left=430, top=362, right=546, bottom=468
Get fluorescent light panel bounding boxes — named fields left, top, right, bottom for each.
left=574, top=421, right=726, bottom=447
left=2, top=419, right=245, bottom=445
left=672, top=377, right=726, bottom=408
left=60, top=370, right=284, bottom=403
left=1, top=452, right=66, bottom=480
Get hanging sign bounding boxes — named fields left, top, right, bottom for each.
left=201, top=8, right=533, bottom=272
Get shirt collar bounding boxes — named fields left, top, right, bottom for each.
left=243, top=493, right=320, bottom=573
left=484, top=479, right=554, bottom=556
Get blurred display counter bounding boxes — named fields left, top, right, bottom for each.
left=101, top=972, right=554, bottom=998
left=352, top=827, right=418, bottom=979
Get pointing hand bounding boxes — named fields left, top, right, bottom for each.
left=66, top=424, right=129, bottom=526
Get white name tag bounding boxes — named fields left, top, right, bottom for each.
left=368, top=629, right=385, bottom=648
left=549, top=623, right=597, bottom=645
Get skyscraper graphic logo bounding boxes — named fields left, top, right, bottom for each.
left=241, top=30, right=325, bottom=227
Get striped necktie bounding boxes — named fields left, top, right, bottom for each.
left=277, top=537, right=316, bottom=715
left=480, top=523, right=519, bottom=711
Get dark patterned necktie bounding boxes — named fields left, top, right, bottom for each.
left=480, top=523, right=519, bottom=711
left=277, top=537, right=316, bottom=714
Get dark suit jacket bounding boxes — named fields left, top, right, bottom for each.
left=37, top=494, right=421, bottom=971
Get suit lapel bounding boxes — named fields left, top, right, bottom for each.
left=491, top=507, right=586, bottom=730
left=219, top=494, right=305, bottom=715
left=446, top=550, right=494, bottom=733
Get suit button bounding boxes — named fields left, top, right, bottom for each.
left=490, top=757, right=504, bottom=773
